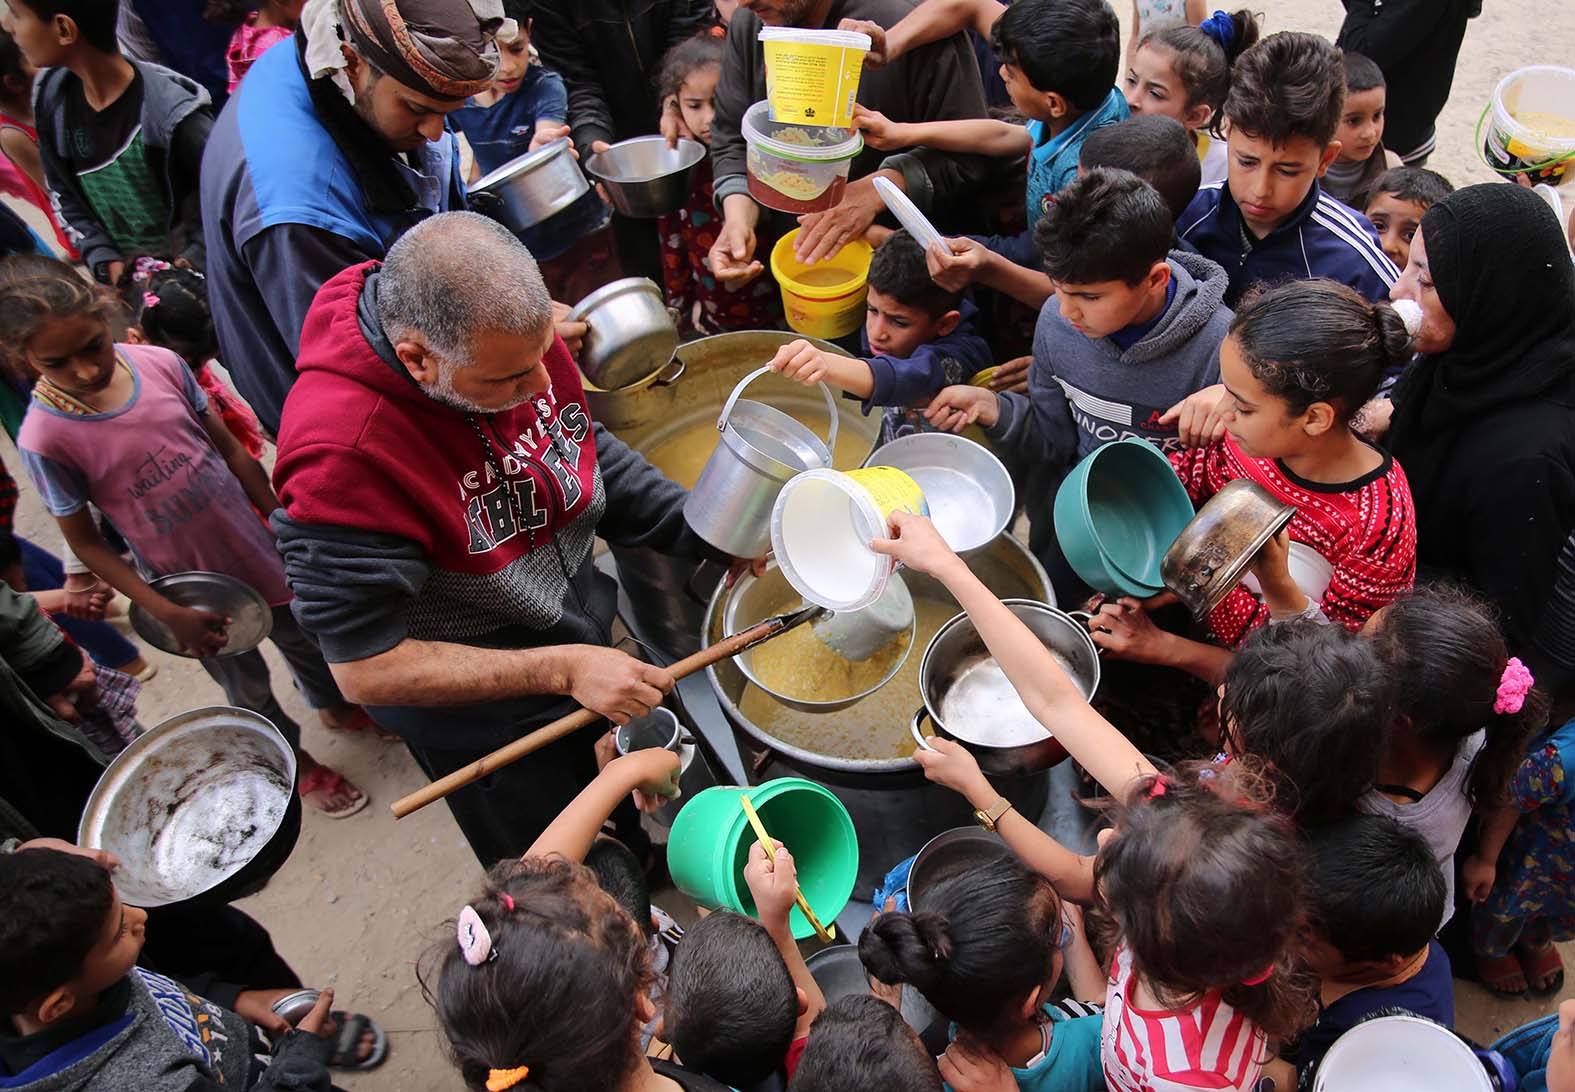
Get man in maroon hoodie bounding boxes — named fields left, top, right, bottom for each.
left=270, top=211, right=712, bottom=865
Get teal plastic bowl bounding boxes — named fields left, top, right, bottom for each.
left=1053, top=439, right=1195, bottom=595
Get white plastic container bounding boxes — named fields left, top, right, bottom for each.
left=759, top=27, right=871, bottom=127
left=1312, top=1014, right=1493, bottom=1092
left=1482, top=65, right=1575, bottom=186
left=770, top=467, right=928, bottom=612
left=743, top=100, right=862, bottom=214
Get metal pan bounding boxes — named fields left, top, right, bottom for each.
left=130, top=571, right=273, bottom=658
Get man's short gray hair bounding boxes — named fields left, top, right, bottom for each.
left=376, top=211, right=553, bottom=364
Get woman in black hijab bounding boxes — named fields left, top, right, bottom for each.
left=1388, top=183, right=1575, bottom=666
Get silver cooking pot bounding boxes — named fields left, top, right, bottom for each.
left=472, top=138, right=588, bottom=234
left=569, top=277, right=680, bottom=392
left=910, top=601, right=1099, bottom=778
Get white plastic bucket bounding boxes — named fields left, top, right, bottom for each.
left=759, top=27, right=870, bottom=127
left=1481, top=65, right=1575, bottom=186
left=1312, top=1015, right=1493, bottom=1092
left=770, top=467, right=928, bottom=612
left=744, top=101, right=862, bottom=214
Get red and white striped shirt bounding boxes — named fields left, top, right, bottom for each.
left=1169, top=437, right=1416, bottom=647
left=1102, top=943, right=1265, bottom=1092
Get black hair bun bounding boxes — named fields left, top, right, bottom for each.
left=1372, top=301, right=1414, bottom=369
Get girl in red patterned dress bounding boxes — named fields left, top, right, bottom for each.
left=1089, top=278, right=1417, bottom=684
left=655, top=35, right=782, bottom=336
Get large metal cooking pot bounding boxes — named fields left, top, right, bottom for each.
left=472, top=138, right=589, bottom=234
left=596, top=330, right=881, bottom=659
left=911, top=601, right=1098, bottom=778
left=78, top=706, right=301, bottom=908
left=703, top=535, right=1052, bottom=892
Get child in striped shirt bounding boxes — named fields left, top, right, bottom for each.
left=871, top=510, right=1318, bottom=1092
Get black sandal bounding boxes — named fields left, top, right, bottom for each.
left=326, top=1011, right=387, bottom=1071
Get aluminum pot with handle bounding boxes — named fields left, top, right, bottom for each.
left=683, top=365, right=839, bottom=558
left=568, top=277, right=681, bottom=392
left=470, top=138, right=589, bottom=234
left=910, top=600, right=1100, bottom=777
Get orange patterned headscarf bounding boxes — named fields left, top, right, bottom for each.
left=338, top=0, right=503, bottom=100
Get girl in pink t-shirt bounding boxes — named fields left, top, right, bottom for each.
left=5, top=260, right=372, bottom=817
left=214, top=0, right=304, bottom=92
left=871, top=511, right=1318, bottom=1092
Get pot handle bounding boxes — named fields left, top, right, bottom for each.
left=684, top=560, right=724, bottom=606
left=910, top=706, right=940, bottom=753
left=1065, top=610, right=1106, bottom=657
left=652, top=355, right=686, bottom=388
left=715, top=364, right=840, bottom=462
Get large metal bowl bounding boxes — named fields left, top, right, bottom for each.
left=1160, top=478, right=1297, bottom=618
left=130, top=571, right=272, bottom=658
left=78, top=707, right=300, bottom=907
left=586, top=136, right=706, bottom=218
left=472, top=138, right=589, bottom=234
left=905, top=826, right=1011, bottom=911
left=864, top=432, right=1014, bottom=554
left=721, top=562, right=914, bottom=712
left=569, top=277, right=680, bottom=392
left=806, top=944, right=941, bottom=1039
left=913, top=600, right=1097, bottom=777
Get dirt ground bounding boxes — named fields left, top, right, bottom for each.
left=5, top=1, right=1574, bottom=1085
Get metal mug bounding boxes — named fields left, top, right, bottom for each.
left=614, top=708, right=711, bottom=827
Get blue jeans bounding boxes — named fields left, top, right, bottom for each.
left=17, top=537, right=140, bottom=669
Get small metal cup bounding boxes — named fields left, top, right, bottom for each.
left=270, top=988, right=321, bottom=1026
left=615, top=708, right=683, bottom=756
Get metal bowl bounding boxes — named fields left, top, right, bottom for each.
left=1160, top=478, right=1297, bottom=618
left=914, top=600, right=1097, bottom=777
left=721, top=562, right=914, bottom=713
left=130, top=571, right=273, bottom=659
left=270, top=989, right=322, bottom=1026
left=805, top=944, right=940, bottom=1035
left=568, top=277, right=680, bottom=392
left=472, top=138, right=589, bottom=234
left=864, top=432, right=1014, bottom=554
left=905, top=826, right=1011, bottom=911
left=78, top=707, right=300, bottom=907
left=586, top=136, right=707, bottom=218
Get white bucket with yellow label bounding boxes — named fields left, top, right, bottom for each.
left=759, top=27, right=871, bottom=128
left=770, top=467, right=928, bottom=611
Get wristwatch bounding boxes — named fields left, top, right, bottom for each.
left=973, top=797, right=1014, bottom=832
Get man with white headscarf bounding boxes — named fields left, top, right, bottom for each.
left=200, top=0, right=507, bottom=435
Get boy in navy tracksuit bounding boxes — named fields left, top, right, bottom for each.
left=763, top=230, right=993, bottom=444
left=1178, top=32, right=1397, bottom=308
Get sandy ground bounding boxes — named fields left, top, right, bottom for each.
left=5, top=1, right=1574, bottom=1086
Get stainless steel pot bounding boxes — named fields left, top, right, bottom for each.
left=684, top=366, right=837, bottom=557
left=78, top=706, right=300, bottom=908
left=703, top=535, right=1052, bottom=892
left=472, top=138, right=589, bottom=234
left=586, top=136, right=707, bottom=218
left=569, top=277, right=680, bottom=392
left=1161, top=479, right=1297, bottom=618
left=905, top=826, right=1011, bottom=911
left=806, top=944, right=941, bottom=1040
left=597, top=330, right=880, bottom=660
left=911, top=601, right=1099, bottom=778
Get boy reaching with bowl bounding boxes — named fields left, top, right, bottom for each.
left=764, top=229, right=992, bottom=445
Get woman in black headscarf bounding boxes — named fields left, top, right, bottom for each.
left=1388, top=183, right=1575, bottom=669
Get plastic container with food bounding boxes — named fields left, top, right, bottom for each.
left=744, top=100, right=862, bottom=215
left=1481, top=65, right=1575, bottom=186
left=770, top=228, right=872, bottom=339
left=759, top=27, right=871, bottom=128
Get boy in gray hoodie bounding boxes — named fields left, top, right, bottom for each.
left=927, top=168, right=1232, bottom=596
left=0, top=848, right=333, bottom=1092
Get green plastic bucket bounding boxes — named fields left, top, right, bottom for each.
left=667, top=778, right=859, bottom=939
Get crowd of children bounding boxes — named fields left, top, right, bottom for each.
left=0, top=0, right=1573, bottom=1089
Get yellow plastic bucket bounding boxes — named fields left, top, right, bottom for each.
left=769, top=466, right=928, bottom=611
left=770, top=230, right=872, bottom=340
left=759, top=27, right=870, bottom=128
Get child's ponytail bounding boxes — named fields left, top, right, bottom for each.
left=1096, top=762, right=1318, bottom=1042
left=1372, top=585, right=1549, bottom=807
left=858, top=855, right=1063, bottom=1031
left=1140, top=10, right=1263, bottom=137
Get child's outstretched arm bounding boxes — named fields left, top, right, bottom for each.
left=842, top=0, right=1005, bottom=65
left=873, top=510, right=1157, bottom=795
left=202, top=406, right=280, bottom=516
left=766, top=339, right=875, bottom=398
left=853, top=107, right=1032, bottom=158
left=525, top=743, right=680, bottom=862
left=743, top=840, right=826, bottom=1043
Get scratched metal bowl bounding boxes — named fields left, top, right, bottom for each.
left=129, top=571, right=273, bottom=659
left=78, top=707, right=300, bottom=908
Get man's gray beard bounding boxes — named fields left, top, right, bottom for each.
left=426, top=356, right=535, bottom=415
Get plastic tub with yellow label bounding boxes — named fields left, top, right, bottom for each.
left=770, top=228, right=872, bottom=339
left=759, top=27, right=871, bottom=128
left=770, top=466, right=929, bottom=611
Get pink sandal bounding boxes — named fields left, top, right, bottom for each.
left=299, top=766, right=369, bottom=819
